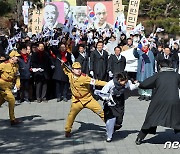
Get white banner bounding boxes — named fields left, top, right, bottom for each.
left=126, top=0, right=141, bottom=32
left=22, top=5, right=29, bottom=25
left=121, top=48, right=138, bottom=72
left=113, top=0, right=124, bottom=21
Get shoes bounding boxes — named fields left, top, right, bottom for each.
left=145, top=96, right=151, bottom=101
left=65, top=131, right=71, bottom=138
left=138, top=95, right=145, bottom=101
left=37, top=98, right=41, bottom=103
left=135, top=137, right=143, bottom=145
left=24, top=99, right=31, bottom=104
left=106, top=138, right=112, bottom=142
left=57, top=97, right=62, bottom=102
left=10, top=119, right=22, bottom=126
left=42, top=98, right=48, bottom=103
left=63, top=97, right=68, bottom=102
left=114, top=124, right=122, bottom=132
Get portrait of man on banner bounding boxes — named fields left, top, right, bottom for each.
left=61, top=0, right=71, bottom=19
left=43, top=2, right=65, bottom=30
left=87, top=1, right=113, bottom=30
left=71, top=6, right=87, bottom=28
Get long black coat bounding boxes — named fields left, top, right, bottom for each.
left=90, top=50, right=108, bottom=80
left=139, top=70, right=180, bottom=132
left=52, top=51, right=72, bottom=82
left=108, top=55, right=126, bottom=74
left=75, top=53, right=89, bottom=75
left=31, top=51, right=52, bottom=81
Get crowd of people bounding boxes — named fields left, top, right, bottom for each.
left=0, top=25, right=180, bottom=143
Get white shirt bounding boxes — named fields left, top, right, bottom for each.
left=97, top=50, right=104, bottom=56
left=94, top=80, right=139, bottom=102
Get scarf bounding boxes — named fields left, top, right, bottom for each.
left=142, top=47, right=149, bottom=53
left=60, top=51, right=67, bottom=62
left=112, top=78, right=125, bottom=96
left=21, top=53, right=28, bottom=63
left=37, top=49, right=44, bottom=62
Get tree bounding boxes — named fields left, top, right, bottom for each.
left=139, top=0, right=180, bottom=35
left=0, top=0, right=13, bottom=16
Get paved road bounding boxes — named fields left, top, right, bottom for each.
left=0, top=95, right=180, bottom=154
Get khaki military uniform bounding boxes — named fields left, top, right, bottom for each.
left=63, top=66, right=107, bottom=133
left=0, top=61, right=20, bottom=121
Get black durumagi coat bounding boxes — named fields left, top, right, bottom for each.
left=75, top=52, right=89, bottom=75
left=139, top=69, right=180, bottom=132
left=90, top=50, right=108, bottom=80
left=108, top=54, right=126, bottom=74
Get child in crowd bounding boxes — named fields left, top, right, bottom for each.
left=95, top=72, right=139, bottom=142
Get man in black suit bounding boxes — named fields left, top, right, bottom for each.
left=156, top=46, right=178, bottom=72
left=90, top=41, right=108, bottom=81
left=75, top=44, right=89, bottom=75
left=108, top=46, right=126, bottom=78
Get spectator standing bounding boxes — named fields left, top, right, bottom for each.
left=31, top=42, right=52, bottom=102
left=75, top=44, right=90, bottom=75
left=18, top=43, right=31, bottom=102
left=133, top=39, right=155, bottom=101
left=90, top=41, right=109, bottom=81
left=108, top=46, right=126, bottom=78
left=52, top=43, right=74, bottom=102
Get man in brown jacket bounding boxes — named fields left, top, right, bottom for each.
left=0, top=51, right=21, bottom=126
left=63, top=62, right=107, bottom=137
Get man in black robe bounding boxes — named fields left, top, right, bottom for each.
left=136, top=59, right=180, bottom=145
left=75, top=44, right=89, bottom=75
left=108, top=46, right=126, bottom=79
left=90, top=41, right=108, bottom=81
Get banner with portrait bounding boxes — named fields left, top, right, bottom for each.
left=43, top=2, right=65, bottom=30
left=52, top=0, right=76, bottom=19
left=71, top=6, right=87, bottom=28
left=52, top=0, right=76, bottom=6
left=87, top=1, right=114, bottom=30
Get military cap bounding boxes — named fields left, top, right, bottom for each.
left=9, top=51, right=21, bottom=58
left=72, top=62, right=81, bottom=69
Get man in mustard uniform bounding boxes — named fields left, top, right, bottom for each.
left=63, top=62, right=107, bottom=137
left=0, top=51, right=21, bottom=126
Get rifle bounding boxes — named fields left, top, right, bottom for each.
left=56, top=57, right=72, bottom=72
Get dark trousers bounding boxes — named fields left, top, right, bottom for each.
left=36, top=80, right=47, bottom=99
left=20, top=79, right=30, bottom=100
left=55, top=80, right=69, bottom=99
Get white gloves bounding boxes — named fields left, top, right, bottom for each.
left=51, top=65, right=55, bottom=69
left=12, top=85, right=17, bottom=94
left=90, top=71, right=94, bottom=77
left=31, top=68, right=44, bottom=72
left=39, top=68, right=44, bottom=72
left=109, top=71, right=113, bottom=78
